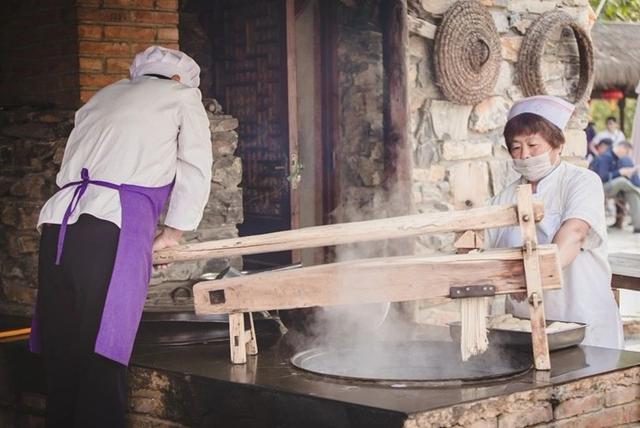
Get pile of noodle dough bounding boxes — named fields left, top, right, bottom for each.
left=460, top=297, right=491, bottom=361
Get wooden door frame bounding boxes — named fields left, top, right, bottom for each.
left=285, top=0, right=300, bottom=263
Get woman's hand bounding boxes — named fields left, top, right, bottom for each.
left=152, top=226, right=184, bottom=271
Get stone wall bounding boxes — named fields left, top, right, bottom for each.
left=405, top=367, right=640, bottom=428
left=0, top=107, right=74, bottom=316
left=0, top=102, right=242, bottom=315
left=407, top=0, right=592, bottom=254
left=333, top=0, right=592, bottom=257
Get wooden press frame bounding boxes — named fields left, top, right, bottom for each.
left=156, top=184, right=558, bottom=370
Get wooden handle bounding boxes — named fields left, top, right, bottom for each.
left=154, top=202, right=544, bottom=264
left=193, top=245, right=561, bottom=314
left=0, top=327, right=31, bottom=339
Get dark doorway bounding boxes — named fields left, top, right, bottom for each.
left=208, top=0, right=298, bottom=269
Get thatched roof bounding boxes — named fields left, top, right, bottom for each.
left=592, top=22, right=640, bottom=95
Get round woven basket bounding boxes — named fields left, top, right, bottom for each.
left=434, top=0, right=501, bottom=105
left=517, top=10, right=594, bottom=103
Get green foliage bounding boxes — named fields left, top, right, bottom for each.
left=589, top=0, right=640, bottom=21
left=589, top=98, right=637, bottom=138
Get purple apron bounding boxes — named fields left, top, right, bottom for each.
left=30, top=168, right=172, bottom=365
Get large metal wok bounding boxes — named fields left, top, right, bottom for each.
left=291, top=340, right=532, bottom=385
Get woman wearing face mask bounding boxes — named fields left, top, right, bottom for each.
left=485, top=95, right=624, bottom=349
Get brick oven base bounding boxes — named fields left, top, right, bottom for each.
left=1, top=316, right=639, bottom=428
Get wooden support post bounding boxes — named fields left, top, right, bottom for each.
left=516, top=185, right=551, bottom=371
left=382, top=0, right=412, bottom=206
left=246, top=313, right=258, bottom=356
left=229, top=313, right=247, bottom=364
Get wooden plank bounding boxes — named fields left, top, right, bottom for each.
left=0, top=327, right=30, bottom=339
left=382, top=0, right=412, bottom=204
left=454, top=230, right=478, bottom=250
left=154, top=202, right=544, bottom=264
left=612, top=274, right=640, bottom=292
left=609, top=252, right=640, bottom=278
left=517, top=184, right=551, bottom=371
left=193, top=245, right=562, bottom=314
left=229, top=313, right=247, bottom=364
left=246, top=313, right=258, bottom=355
left=407, top=15, right=436, bottom=39
left=319, top=0, right=339, bottom=230
left=286, top=0, right=301, bottom=263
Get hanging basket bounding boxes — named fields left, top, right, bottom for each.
left=517, top=10, right=594, bottom=103
left=434, top=0, right=501, bottom=105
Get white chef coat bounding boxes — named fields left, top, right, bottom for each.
left=485, top=161, right=624, bottom=349
left=38, top=76, right=212, bottom=231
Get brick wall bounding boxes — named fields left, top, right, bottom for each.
left=76, top=0, right=179, bottom=103
left=405, top=367, right=640, bottom=428
left=0, top=0, right=79, bottom=108
left=0, top=0, right=181, bottom=108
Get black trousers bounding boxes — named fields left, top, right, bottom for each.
left=37, top=214, right=127, bottom=428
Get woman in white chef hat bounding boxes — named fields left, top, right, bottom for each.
left=32, top=46, right=212, bottom=427
left=485, top=95, right=624, bottom=349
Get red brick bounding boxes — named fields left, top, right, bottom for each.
left=605, top=386, right=640, bottom=407
left=155, top=0, right=178, bottom=10
left=156, top=27, right=178, bottom=41
left=80, top=89, right=98, bottom=103
left=103, top=0, right=154, bottom=8
left=129, top=43, right=154, bottom=55
left=130, top=10, right=178, bottom=24
left=79, top=57, right=104, bottom=72
left=79, top=73, right=120, bottom=88
left=79, top=40, right=130, bottom=56
left=106, top=57, right=132, bottom=73
left=104, top=25, right=155, bottom=41
left=78, top=24, right=103, bottom=40
left=77, top=7, right=130, bottom=23
left=554, top=394, right=604, bottom=420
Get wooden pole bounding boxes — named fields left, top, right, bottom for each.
left=153, top=202, right=544, bottom=264
left=382, top=0, right=413, bottom=214
left=193, top=245, right=562, bottom=314
left=517, top=185, right=552, bottom=371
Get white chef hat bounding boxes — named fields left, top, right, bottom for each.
left=129, top=45, right=200, bottom=88
left=507, top=95, right=575, bottom=130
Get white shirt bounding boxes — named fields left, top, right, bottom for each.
left=593, top=129, right=626, bottom=144
left=485, top=162, right=624, bottom=349
left=38, top=76, right=212, bottom=231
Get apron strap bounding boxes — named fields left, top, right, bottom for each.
left=55, top=168, right=120, bottom=265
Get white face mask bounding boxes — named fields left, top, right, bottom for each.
left=512, top=151, right=557, bottom=182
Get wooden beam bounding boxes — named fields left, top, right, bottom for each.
left=382, top=0, right=412, bottom=206
left=610, top=252, right=640, bottom=291
left=193, top=245, right=562, bottom=314
left=154, top=202, right=544, bottom=264
left=285, top=0, right=301, bottom=263
left=407, top=15, right=436, bottom=39
left=517, top=184, right=551, bottom=371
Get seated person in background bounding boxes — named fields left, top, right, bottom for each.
left=589, top=140, right=640, bottom=232
left=587, top=137, right=613, bottom=163
left=595, top=137, right=613, bottom=156
left=589, top=116, right=626, bottom=159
